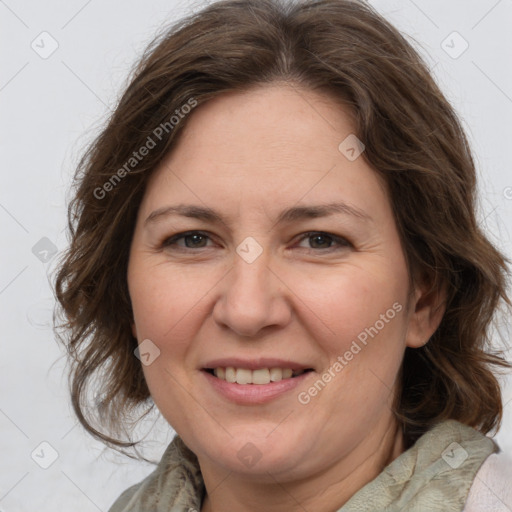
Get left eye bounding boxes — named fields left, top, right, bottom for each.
left=161, top=231, right=351, bottom=252
left=295, top=231, right=351, bottom=251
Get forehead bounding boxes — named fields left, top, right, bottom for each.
left=139, top=83, right=390, bottom=225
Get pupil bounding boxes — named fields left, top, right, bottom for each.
left=312, top=234, right=330, bottom=248
left=187, top=234, right=205, bottom=247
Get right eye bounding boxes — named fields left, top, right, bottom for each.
left=161, top=230, right=216, bottom=251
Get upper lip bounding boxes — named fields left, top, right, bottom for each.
left=201, top=357, right=314, bottom=371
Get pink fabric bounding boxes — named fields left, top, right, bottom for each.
left=463, top=451, right=512, bottom=511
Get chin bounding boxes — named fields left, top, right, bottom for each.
left=196, top=430, right=313, bottom=480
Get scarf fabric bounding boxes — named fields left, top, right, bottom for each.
left=108, top=419, right=497, bottom=512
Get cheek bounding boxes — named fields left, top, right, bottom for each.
left=128, top=262, right=220, bottom=406
left=291, top=261, right=409, bottom=409
left=296, top=267, right=407, bottom=417
left=129, top=260, right=210, bottom=342
left=298, top=263, right=407, bottom=348
left=128, top=267, right=206, bottom=419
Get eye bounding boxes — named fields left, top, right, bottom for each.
left=162, top=231, right=215, bottom=250
left=161, top=230, right=351, bottom=253
left=294, top=231, right=351, bottom=252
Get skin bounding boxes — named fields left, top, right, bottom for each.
left=127, top=82, right=446, bottom=512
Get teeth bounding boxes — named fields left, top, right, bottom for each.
left=211, top=367, right=306, bottom=385
left=269, top=368, right=282, bottom=382
left=236, top=368, right=252, bottom=384
left=225, top=367, right=236, bottom=383
left=252, top=368, right=270, bottom=384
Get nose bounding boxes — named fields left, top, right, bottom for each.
left=212, top=248, right=292, bottom=338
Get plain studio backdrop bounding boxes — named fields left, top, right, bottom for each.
left=1, top=0, right=511, bottom=510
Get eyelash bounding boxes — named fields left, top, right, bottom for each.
left=161, top=230, right=351, bottom=254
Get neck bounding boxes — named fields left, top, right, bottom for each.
left=199, top=417, right=405, bottom=512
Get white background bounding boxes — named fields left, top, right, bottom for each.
left=1, top=0, right=511, bottom=510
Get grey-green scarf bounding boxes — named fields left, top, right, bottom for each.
left=108, top=419, right=497, bottom=512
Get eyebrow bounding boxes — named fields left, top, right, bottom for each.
left=144, top=201, right=372, bottom=227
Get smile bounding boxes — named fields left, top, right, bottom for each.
left=205, top=367, right=313, bottom=385
left=201, top=367, right=315, bottom=404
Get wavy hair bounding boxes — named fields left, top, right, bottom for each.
left=54, top=0, right=511, bottom=454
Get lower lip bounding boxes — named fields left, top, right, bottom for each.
left=201, top=370, right=313, bottom=404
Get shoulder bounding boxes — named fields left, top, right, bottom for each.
left=107, top=482, right=141, bottom=512
left=463, top=450, right=512, bottom=512
left=106, top=435, right=204, bottom=512
left=106, top=441, right=176, bottom=512
left=107, top=471, right=161, bottom=512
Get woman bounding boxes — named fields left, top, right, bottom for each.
left=54, top=0, right=512, bottom=510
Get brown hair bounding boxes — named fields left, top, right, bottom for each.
left=54, top=0, right=511, bottom=454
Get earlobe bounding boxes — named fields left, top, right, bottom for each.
left=131, top=322, right=138, bottom=340
left=405, top=276, right=447, bottom=349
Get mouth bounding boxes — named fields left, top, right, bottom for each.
left=202, top=367, right=315, bottom=385
left=201, top=366, right=315, bottom=404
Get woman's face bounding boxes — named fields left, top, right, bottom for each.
left=127, top=83, right=438, bottom=482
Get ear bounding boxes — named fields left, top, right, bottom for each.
left=131, top=322, right=138, bottom=340
left=405, top=273, right=447, bottom=349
